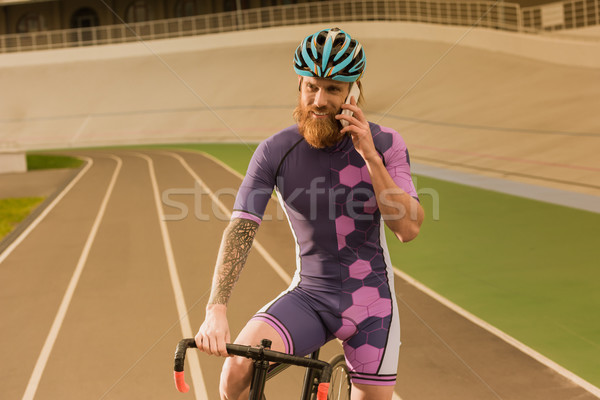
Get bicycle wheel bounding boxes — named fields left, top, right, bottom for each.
left=324, top=354, right=351, bottom=400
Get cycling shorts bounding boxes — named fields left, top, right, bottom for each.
left=251, top=286, right=400, bottom=386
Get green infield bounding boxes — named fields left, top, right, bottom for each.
left=0, top=197, right=45, bottom=241
left=0, top=154, right=83, bottom=242
left=27, top=154, right=83, bottom=170
left=171, top=143, right=599, bottom=388
left=387, top=175, right=600, bottom=387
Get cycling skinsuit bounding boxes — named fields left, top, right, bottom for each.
left=231, top=122, right=418, bottom=386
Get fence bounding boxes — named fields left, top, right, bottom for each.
left=0, top=0, right=598, bottom=53
left=522, top=0, right=599, bottom=31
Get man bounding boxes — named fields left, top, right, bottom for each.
left=196, top=27, right=424, bottom=400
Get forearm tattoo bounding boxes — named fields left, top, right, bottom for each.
left=208, top=218, right=259, bottom=305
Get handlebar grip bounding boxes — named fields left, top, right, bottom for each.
left=316, top=382, right=330, bottom=400
left=174, top=338, right=197, bottom=393
left=174, top=371, right=190, bottom=393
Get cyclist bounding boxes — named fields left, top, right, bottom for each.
left=196, top=27, right=424, bottom=400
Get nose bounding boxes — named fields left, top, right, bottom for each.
left=313, top=89, right=328, bottom=108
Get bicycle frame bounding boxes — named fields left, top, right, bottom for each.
left=266, top=346, right=322, bottom=399
left=174, top=338, right=332, bottom=400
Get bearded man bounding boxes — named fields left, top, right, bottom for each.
left=195, top=27, right=424, bottom=400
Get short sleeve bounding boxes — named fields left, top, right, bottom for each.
left=378, top=126, right=419, bottom=201
left=232, top=140, right=277, bottom=224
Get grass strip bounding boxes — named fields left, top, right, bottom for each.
left=27, top=154, right=83, bottom=170
left=1, top=154, right=81, bottom=242
left=0, top=197, right=45, bottom=241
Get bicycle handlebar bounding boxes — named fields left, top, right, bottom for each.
left=174, top=338, right=331, bottom=399
left=173, top=339, right=196, bottom=393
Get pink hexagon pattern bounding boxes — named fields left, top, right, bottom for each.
left=363, top=196, right=378, bottom=214
left=352, top=344, right=383, bottom=373
left=335, top=215, right=355, bottom=236
left=336, top=233, right=347, bottom=250
left=341, top=304, right=368, bottom=324
left=351, top=286, right=380, bottom=307
left=367, top=297, right=392, bottom=318
left=344, top=346, right=357, bottom=365
left=360, top=165, right=372, bottom=184
left=334, top=319, right=358, bottom=341
left=355, top=344, right=380, bottom=364
left=362, top=360, right=383, bottom=373
left=348, top=259, right=372, bottom=280
left=339, top=165, right=362, bottom=188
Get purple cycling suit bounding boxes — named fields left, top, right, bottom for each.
left=231, top=122, right=418, bottom=386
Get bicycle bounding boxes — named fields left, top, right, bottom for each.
left=174, top=338, right=351, bottom=400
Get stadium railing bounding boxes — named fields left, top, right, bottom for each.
left=0, top=0, right=598, bottom=53
left=522, top=0, right=599, bottom=31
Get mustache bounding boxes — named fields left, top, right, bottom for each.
left=308, top=106, right=335, bottom=115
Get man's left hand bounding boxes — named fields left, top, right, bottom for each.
left=336, top=97, right=379, bottom=162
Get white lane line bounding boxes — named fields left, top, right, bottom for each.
left=394, top=269, right=600, bottom=398
left=189, top=149, right=246, bottom=180
left=22, top=155, right=122, bottom=400
left=163, top=151, right=292, bottom=284
left=0, top=156, right=93, bottom=265
left=134, top=153, right=208, bottom=400
left=165, top=151, right=404, bottom=400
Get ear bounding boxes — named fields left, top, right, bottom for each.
left=297, top=76, right=303, bottom=91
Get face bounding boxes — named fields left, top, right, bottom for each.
left=293, top=76, right=351, bottom=149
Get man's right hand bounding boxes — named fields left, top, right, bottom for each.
left=195, top=304, right=231, bottom=357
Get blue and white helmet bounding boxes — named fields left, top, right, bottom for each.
left=293, top=28, right=366, bottom=82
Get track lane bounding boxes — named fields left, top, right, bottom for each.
left=137, top=152, right=208, bottom=399
left=141, top=151, right=226, bottom=399
left=394, top=274, right=600, bottom=400
left=26, top=153, right=187, bottom=399
left=23, top=154, right=122, bottom=400
left=0, top=155, right=118, bottom=399
left=3, top=148, right=597, bottom=399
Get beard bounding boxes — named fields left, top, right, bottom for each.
left=293, top=103, right=344, bottom=149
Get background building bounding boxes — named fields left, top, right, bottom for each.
left=0, top=0, right=580, bottom=36
left=0, top=0, right=314, bottom=35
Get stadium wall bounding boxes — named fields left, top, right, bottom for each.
left=0, top=21, right=599, bottom=150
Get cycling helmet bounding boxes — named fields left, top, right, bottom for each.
left=293, top=27, right=366, bottom=82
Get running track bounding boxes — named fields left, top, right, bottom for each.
left=0, top=149, right=597, bottom=400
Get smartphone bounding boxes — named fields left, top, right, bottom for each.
left=340, top=82, right=361, bottom=128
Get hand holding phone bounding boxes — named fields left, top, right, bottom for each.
left=340, top=82, right=361, bottom=128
